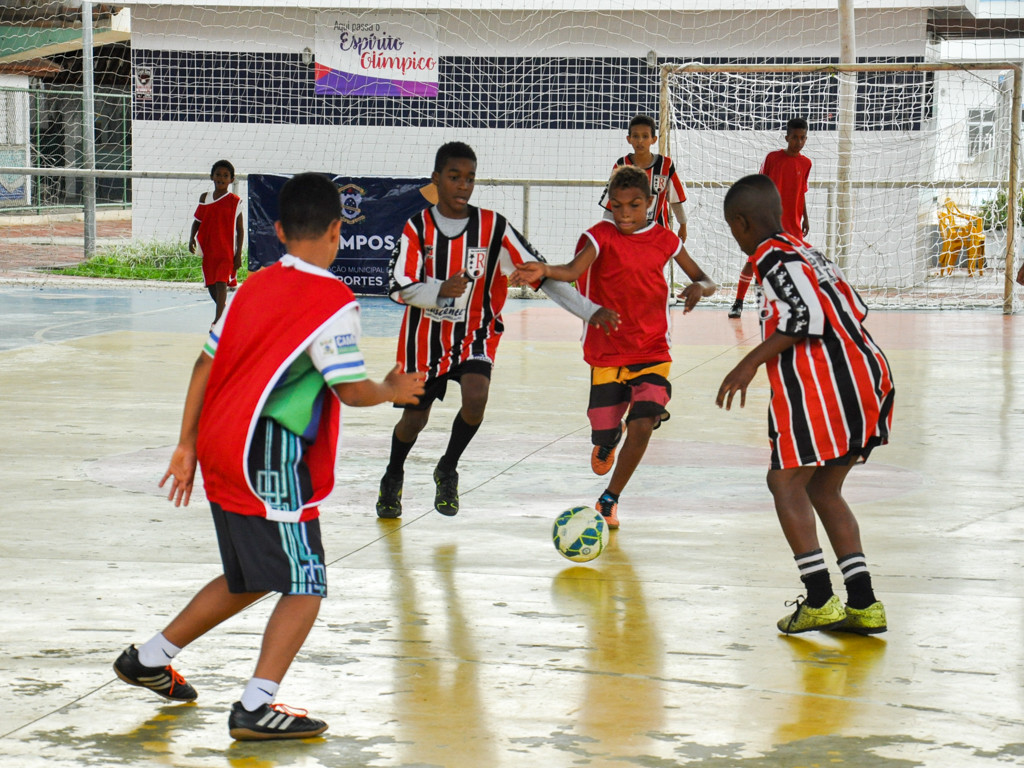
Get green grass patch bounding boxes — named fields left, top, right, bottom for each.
left=55, top=241, right=249, bottom=283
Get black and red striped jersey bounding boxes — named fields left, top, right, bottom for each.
left=750, top=232, right=894, bottom=469
left=598, top=154, right=687, bottom=228
left=388, top=205, right=542, bottom=378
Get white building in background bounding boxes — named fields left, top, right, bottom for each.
left=118, top=0, right=1010, bottom=292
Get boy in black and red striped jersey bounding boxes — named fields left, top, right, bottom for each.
left=517, top=166, right=715, bottom=530
left=598, top=114, right=688, bottom=242
left=377, top=142, right=618, bottom=519
left=718, top=174, right=894, bottom=636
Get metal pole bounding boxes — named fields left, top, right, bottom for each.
left=1005, top=64, right=1022, bottom=314
left=836, top=0, right=856, bottom=270
left=82, top=1, right=97, bottom=259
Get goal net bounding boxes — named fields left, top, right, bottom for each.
left=662, top=61, right=1021, bottom=310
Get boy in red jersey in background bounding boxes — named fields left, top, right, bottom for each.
left=377, top=141, right=617, bottom=519
left=729, top=118, right=811, bottom=318
left=517, top=165, right=715, bottom=529
left=718, top=174, right=893, bottom=636
left=599, top=114, right=689, bottom=242
left=189, top=159, right=244, bottom=323
left=115, top=173, right=424, bottom=740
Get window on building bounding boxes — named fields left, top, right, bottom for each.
left=967, top=108, right=995, bottom=157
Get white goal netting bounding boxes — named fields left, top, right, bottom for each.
left=662, top=62, right=1021, bottom=310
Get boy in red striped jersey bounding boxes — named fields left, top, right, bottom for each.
left=377, top=142, right=618, bottom=519
left=598, top=114, right=688, bottom=242
left=517, top=166, right=715, bottom=529
left=717, top=174, right=894, bottom=636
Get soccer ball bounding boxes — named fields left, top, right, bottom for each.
left=552, top=505, right=607, bottom=563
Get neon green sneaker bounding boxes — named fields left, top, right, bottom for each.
left=777, top=594, right=846, bottom=634
left=835, top=601, right=887, bottom=635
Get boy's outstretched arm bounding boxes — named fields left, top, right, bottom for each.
left=160, top=352, right=213, bottom=506
left=515, top=241, right=598, bottom=284
left=332, top=365, right=425, bottom=408
left=716, top=331, right=800, bottom=411
left=673, top=245, right=716, bottom=313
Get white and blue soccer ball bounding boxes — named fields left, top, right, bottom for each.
left=552, top=505, right=607, bottom=562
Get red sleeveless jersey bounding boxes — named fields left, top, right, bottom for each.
left=196, top=260, right=357, bottom=522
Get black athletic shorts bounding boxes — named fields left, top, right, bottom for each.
left=397, top=358, right=492, bottom=412
left=211, top=503, right=327, bottom=597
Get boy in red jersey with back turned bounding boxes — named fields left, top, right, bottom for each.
left=729, top=118, right=811, bottom=318
left=718, top=174, right=894, bottom=636
left=114, top=173, right=424, bottom=740
left=517, top=165, right=715, bottom=529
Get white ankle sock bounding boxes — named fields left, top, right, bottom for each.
left=137, top=632, right=181, bottom=668
left=241, top=678, right=279, bottom=712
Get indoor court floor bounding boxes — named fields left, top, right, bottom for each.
left=0, top=279, right=1022, bottom=768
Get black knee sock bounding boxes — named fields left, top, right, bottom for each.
left=838, top=552, right=877, bottom=609
left=795, top=548, right=835, bottom=608
left=437, top=412, right=480, bottom=472
left=386, top=428, right=416, bottom=476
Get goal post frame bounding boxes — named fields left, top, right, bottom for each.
left=659, top=60, right=1023, bottom=314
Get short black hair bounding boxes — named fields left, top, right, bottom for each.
left=434, top=141, right=477, bottom=173
left=210, top=159, right=235, bottom=178
left=278, top=172, right=341, bottom=241
left=608, top=165, right=651, bottom=198
left=723, top=174, right=781, bottom=221
left=628, top=114, right=657, bottom=135
left=786, top=117, right=808, bottom=133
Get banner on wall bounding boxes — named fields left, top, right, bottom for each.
left=248, top=174, right=433, bottom=295
left=314, top=13, right=439, bottom=98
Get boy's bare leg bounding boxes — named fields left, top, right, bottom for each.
left=606, top=416, right=657, bottom=496
left=457, top=372, right=490, bottom=425
left=162, top=575, right=266, bottom=649
left=765, top=466, right=820, bottom=554
left=208, top=282, right=228, bottom=322
left=394, top=405, right=431, bottom=443
left=806, top=462, right=863, bottom=557
left=252, top=594, right=322, bottom=683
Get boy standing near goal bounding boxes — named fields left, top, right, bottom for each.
left=718, top=174, right=893, bottom=635
left=114, top=173, right=424, bottom=740
left=517, top=166, right=715, bottom=529
left=599, top=114, right=689, bottom=242
left=189, top=160, right=244, bottom=323
left=729, top=118, right=811, bottom=318
left=376, top=141, right=617, bottom=519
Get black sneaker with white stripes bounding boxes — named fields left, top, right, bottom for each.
left=113, top=644, right=197, bottom=702
left=228, top=701, right=329, bottom=741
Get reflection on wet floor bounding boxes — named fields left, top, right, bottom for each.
left=0, top=284, right=1022, bottom=767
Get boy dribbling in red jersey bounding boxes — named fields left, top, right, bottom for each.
left=517, top=165, right=715, bottom=529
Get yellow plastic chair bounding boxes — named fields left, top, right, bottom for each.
left=937, top=198, right=985, bottom=276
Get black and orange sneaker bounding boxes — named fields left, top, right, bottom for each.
left=228, top=701, right=328, bottom=741
left=591, top=444, right=616, bottom=476
left=113, top=645, right=197, bottom=702
left=596, top=492, right=619, bottom=529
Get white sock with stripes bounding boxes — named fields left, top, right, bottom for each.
left=241, top=677, right=279, bottom=712
left=137, top=632, right=181, bottom=668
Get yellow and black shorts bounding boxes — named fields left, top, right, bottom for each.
left=587, top=361, right=671, bottom=446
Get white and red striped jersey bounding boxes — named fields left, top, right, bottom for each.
left=599, top=154, right=687, bottom=228
left=750, top=232, right=894, bottom=469
left=388, top=206, right=541, bottom=377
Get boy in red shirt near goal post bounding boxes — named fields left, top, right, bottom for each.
left=729, top=118, right=811, bottom=318
left=517, top=165, right=715, bottom=529
left=718, top=174, right=893, bottom=636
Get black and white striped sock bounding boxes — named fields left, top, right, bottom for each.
left=794, top=548, right=833, bottom=608
left=838, top=552, right=877, bottom=609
